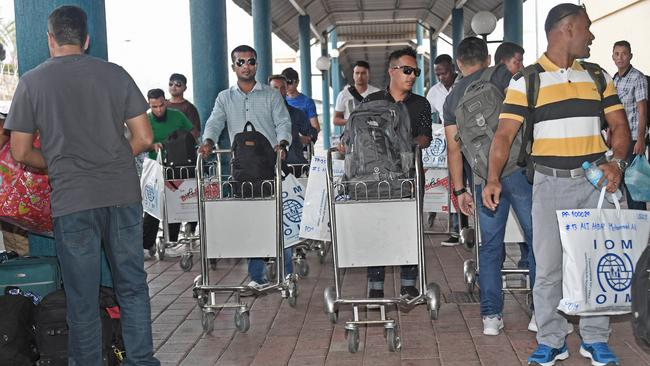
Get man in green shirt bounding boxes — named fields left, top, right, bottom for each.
left=143, top=88, right=193, bottom=256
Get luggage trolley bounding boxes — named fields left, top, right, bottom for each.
left=462, top=181, right=531, bottom=300
left=322, top=148, right=442, bottom=353
left=192, top=148, right=299, bottom=334
left=156, top=162, right=200, bottom=271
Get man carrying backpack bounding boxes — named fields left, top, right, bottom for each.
left=442, top=36, right=535, bottom=336
left=199, top=45, right=292, bottom=289
left=483, top=4, right=630, bottom=365
left=359, top=47, right=433, bottom=299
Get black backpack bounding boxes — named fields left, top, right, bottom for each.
left=632, top=246, right=650, bottom=348
left=230, top=122, right=276, bottom=197
left=342, top=99, right=414, bottom=199
left=163, top=130, right=198, bottom=168
left=0, top=293, right=36, bottom=366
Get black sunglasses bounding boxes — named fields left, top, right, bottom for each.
left=286, top=79, right=297, bottom=85
left=235, top=58, right=257, bottom=67
left=391, top=65, right=421, bottom=77
left=168, top=81, right=183, bottom=87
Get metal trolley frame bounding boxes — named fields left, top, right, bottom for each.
left=192, top=148, right=299, bottom=334
left=322, top=148, right=442, bottom=353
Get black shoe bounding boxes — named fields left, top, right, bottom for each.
left=441, top=235, right=460, bottom=246
left=369, top=289, right=384, bottom=298
left=400, top=286, right=419, bottom=298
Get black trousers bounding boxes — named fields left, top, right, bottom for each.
left=142, top=213, right=197, bottom=249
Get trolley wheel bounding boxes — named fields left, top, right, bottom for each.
left=327, top=311, right=338, bottom=324
left=234, top=309, right=250, bottom=333
left=147, top=245, right=156, bottom=260
left=426, top=282, right=442, bottom=320
left=346, top=327, right=360, bottom=353
left=197, top=293, right=208, bottom=308
left=464, top=260, right=477, bottom=294
left=209, top=259, right=217, bottom=270
left=287, top=279, right=298, bottom=307
left=180, top=254, right=193, bottom=272
left=156, top=238, right=165, bottom=261
left=267, top=261, right=277, bottom=281
left=385, top=327, right=400, bottom=352
left=201, top=311, right=215, bottom=334
left=318, top=249, right=325, bottom=264
left=429, top=308, right=439, bottom=321
left=296, top=259, right=309, bottom=278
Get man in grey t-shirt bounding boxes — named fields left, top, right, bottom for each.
left=5, top=6, right=159, bottom=365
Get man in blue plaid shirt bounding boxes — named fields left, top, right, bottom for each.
left=612, top=40, right=648, bottom=210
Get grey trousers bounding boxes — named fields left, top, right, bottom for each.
left=532, top=171, right=611, bottom=348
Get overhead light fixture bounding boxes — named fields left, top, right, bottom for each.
left=315, top=55, right=331, bottom=71
left=471, top=11, right=497, bottom=38
left=330, top=48, right=340, bottom=58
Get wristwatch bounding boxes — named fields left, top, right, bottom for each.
left=610, top=157, right=628, bottom=172
left=453, top=187, right=467, bottom=197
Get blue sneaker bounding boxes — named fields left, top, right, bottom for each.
left=579, top=342, right=620, bottom=366
left=528, top=343, right=569, bottom=366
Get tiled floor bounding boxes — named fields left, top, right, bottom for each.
left=145, top=228, right=650, bottom=366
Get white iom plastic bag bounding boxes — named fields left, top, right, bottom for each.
left=557, top=187, right=650, bottom=316
left=141, top=157, right=164, bottom=220
left=299, top=156, right=344, bottom=241
left=282, top=173, right=305, bottom=248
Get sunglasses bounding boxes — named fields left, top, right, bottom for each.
left=286, top=79, right=297, bottom=85
left=391, top=65, right=421, bottom=77
left=235, top=58, right=257, bottom=67
left=168, top=81, right=184, bottom=87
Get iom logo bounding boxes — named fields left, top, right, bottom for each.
left=283, top=199, right=303, bottom=223
left=596, top=253, right=634, bottom=292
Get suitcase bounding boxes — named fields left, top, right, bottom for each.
left=27, top=233, right=57, bottom=257
left=0, top=257, right=61, bottom=298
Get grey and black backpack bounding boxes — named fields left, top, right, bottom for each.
left=342, top=99, right=414, bottom=199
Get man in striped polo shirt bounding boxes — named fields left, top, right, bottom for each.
left=482, top=4, right=630, bottom=366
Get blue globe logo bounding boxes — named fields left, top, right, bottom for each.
left=283, top=199, right=303, bottom=223
left=144, top=185, right=156, bottom=202
left=429, top=137, right=446, bottom=156
left=596, top=253, right=634, bottom=292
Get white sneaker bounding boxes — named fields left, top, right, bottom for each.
left=528, top=313, right=574, bottom=334
left=164, top=243, right=186, bottom=258
left=143, top=249, right=153, bottom=260
left=483, top=315, right=504, bottom=336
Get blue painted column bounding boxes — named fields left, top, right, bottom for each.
left=14, top=0, right=107, bottom=75
left=452, top=7, right=464, bottom=61
left=330, top=28, right=341, bottom=136
left=298, top=15, right=312, bottom=97
left=321, top=33, right=331, bottom=150
left=252, top=0, right=272, bottom=84
left=190, top=0, right=229, bottom=137
left=504, top=0, right=523, bottom=46
left=429, top=27, right=438, bottom=87
left=415, top=22, right=425, bottom=96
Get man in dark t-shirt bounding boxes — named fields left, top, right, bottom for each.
left=5, top=6, right=159, bottom=365
left=360, top=47, right=432, bottom=300
left=167, top=73, right=200, bottom=138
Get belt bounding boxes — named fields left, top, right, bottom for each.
left=534, top=164, right=585, bottom=178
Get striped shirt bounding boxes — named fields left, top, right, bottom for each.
left=500, top=54, right=624, bottom=169
left=613, top=65, right=648, bottom=139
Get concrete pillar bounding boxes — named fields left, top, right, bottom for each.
left=429, top=27, right=438, bottom=87
left=504, top=0, right=524, bottom=46
left=452, top=7, right=464, bottom=61
left=14, top=0, right=107, bottom=75
left=321, top=32, right=331, bottom=150
left=415, top=21, right=425, bottom=96
left=190, top=0, right=229, bottom=137
left=298, top=15, right=312, bottom=97
left=330, top=27, right=341, bottom=136
left=252, top=0, right=272, bottom=84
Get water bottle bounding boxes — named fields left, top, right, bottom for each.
left=0, top=250, right=18, bottom=264
left=582, top=161, right=622, bottom=203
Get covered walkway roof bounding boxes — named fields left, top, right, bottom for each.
left=233, top=0, right=513, bottom=87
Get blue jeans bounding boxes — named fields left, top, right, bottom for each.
left=249, top=247, right=293, bottom=284
left=475, top=168, right=535, bottom=316
left=54, top=203, right=159, bottom=366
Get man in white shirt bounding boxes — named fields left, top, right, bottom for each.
left=333, top=60, right=381, bottom=126
left=425, top=54, right=457, bottom=124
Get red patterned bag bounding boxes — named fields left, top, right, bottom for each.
left=0, top=140, right=53, bottom=235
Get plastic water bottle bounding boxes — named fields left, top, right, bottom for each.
left=582, top=161, right=622, bottom=203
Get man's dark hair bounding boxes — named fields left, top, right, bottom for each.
left=281, top=67, right=300, bottom=81
left=147, top=88, right=165, bottom=100
left=230, top=45, right=257, bottom=63
left=456, top=37, right=488, bottom=66
left=433, top=54, right=453, bottom=66
left=388, top=47, right=417, bottom=64
left=47, top=5, right=88, bottom=47
left=268, top=74, right=287, bottom=84
left=544, top=3, right=586, bottom=34
left=169, top=73, right=187, bottom=84
left=354, top=60, right=370, bottom=69
left=613, top=40, right=632, bottom=53
left=494, top=42, right=525, bottom=64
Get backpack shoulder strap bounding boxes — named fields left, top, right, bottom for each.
left=517, top=63, right=544, bottom=165
left=579, top=61, right=607, bottom=98
left=348, top=86, right=365, bottom=103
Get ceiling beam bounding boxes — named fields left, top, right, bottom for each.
left=288, top=0, right=322, bottom=41
left=432, top=0, right=469, bottom=40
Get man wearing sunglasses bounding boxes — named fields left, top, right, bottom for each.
left=281, top=67, right=321, bottom=137
left=361, top=47, right=433, bottom=299
left=199, top=45, right=292, bottom=289
left=167, top=73, right=200, bottom=138
left=483, top=4, right=629, bottom=365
